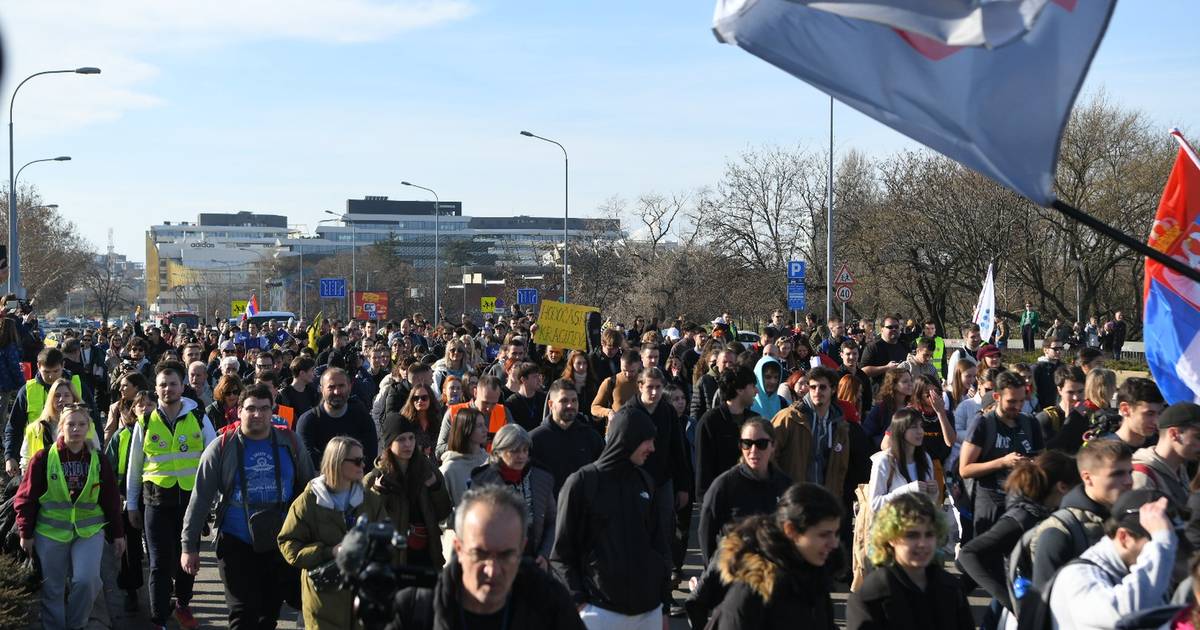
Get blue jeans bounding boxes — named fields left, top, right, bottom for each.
left=145, top=503, right=195, bottom=623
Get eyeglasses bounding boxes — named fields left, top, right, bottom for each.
left=1048, top=346, right=1064, bottom=351
left=343, top=457, right=366, bottom=467
left=739, top=438, right=772, bottom=450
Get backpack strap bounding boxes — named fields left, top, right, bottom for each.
left=1052, top=508, right=1091, bottom=556
left=1132, top=463, right=1161, bottom=489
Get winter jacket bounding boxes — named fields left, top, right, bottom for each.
left=958, top=496, right=1050, bottom=610
left=550, top=405, right=672, bottom=615
left=529, top=417, right=604, bottom=495
left=363, top=462, right=452, bottom=569
left=1049, top=530, right=1176, bottom=630
left=691, top=370, right=720, bottom=420
left=706, top=529, right=836, bottom=630
left=438, top=448, right=488, bottom=527
left=698, top=463, right=791, bottom=564
left=181, top=426, right=315, bottom=553
left=771, top=396, right=850, bottom=496
left=295, top=399, right=379, bottom=473
left=629, top=398, right=693, bottom=495
left=391, top=556, right=586, bottom=630
left=0, top=343, right=23, bottom=392
left=505, top=390, right=547, bottom=432
left=1032, top=483, right=1111, bottom=588
left=470, top=462, right=557, bottom=560
left=589, top=373, right=637, bottom=423
left=695, top=404, right=756, bottom=500
left=277, top=476, right=387, bottom=630
left=865, top=449, right=935, bottom=512
left=845, top=562, right=974, bottom=630
left=1133, top=447, right=1191, bottom=509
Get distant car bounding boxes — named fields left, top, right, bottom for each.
left=736, top=331, right=760, bottom=344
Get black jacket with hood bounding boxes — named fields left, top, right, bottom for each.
left=1031, top=483, right=1110, bottom=588
left=845, top=562, right=974, bottom=630
left=390, top=557, right=585, bottom=630
left=958, top=494, right=1051, bottom=610
left=529, top=415, right=604, bottom=496
left=550, top=405, right=672, bottom=616
left=631, top=398, right=693, bottom=496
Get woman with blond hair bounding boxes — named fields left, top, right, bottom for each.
left=14, top=404, right=126, bottom=630
left=20, top=377, right=96, bottom=474
left=278, top=436, right=386, bottom=630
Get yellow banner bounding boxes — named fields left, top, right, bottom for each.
left=532, top=302, right=598, bottom=351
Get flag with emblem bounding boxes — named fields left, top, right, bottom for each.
left=972, top=263, right=996, bottom=344
left=1144, top=130, right=1200, bottom=404
left=712, top=0, right=1116, bottom=206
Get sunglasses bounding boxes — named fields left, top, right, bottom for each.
left=1048, top=346, right=1064, bottom=351
left=343, top=457, right=366, bottom=467
left=411, top=395, right=430, bottom=402
left=739, top=438, right=772, bottom=450
left=883, top=325, right=900, bottom=330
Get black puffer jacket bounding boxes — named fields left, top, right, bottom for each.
left=550, top=405, right=672, bottom=615
left=389, top=558, right=585, bottom=630
left=958, top=495, right=1050, bottom=610
left=707, top=529, right=836, bottom=630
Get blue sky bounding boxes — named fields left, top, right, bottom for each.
left=1, top=0, right=1196, bottom=263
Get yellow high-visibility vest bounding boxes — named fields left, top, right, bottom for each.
left=35, top=445, right=105, bottom=543
left=141, top=410, right=203, bottom=491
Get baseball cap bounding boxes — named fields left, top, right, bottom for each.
left=219, top=340, right=236, bottom=351
left=1158, top=402, right=1200, bottom=431
left=1109, top=488, right=1167, bottom=538
left=976, top=345, right=1001, bottom=361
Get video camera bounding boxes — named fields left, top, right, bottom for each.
left=309, top=517, right=440, bottom=630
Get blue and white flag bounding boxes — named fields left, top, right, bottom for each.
left=712, top=0, right=1115, bottom=206
left=973, top=263, right=996, bottom=343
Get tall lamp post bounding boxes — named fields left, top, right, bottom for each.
left=8, top=66, right=101, bottom=297
left=520, top=130, right=569, bottom=302
left=401, top=181, right=440, bottom=322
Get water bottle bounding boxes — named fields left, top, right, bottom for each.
left=1013, top=575, right=1032, bottom=599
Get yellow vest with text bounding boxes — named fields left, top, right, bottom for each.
left=36, top=445, right=105, bottom=542
left=25, top=375, right=83, bottom=422
left=21, top=420, right=99, bottom=466
left=141, top=410, right=203, bottom=491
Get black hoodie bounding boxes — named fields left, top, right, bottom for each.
left=550, top=405, right=672, bottom=615
left=1031, top=483, right=1111, bottom=588
left=529, top=415, right=604, bottom=495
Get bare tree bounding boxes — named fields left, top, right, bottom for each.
left=81, top=255, right=133, bottom=323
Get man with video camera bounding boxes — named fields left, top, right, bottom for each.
left=387, top=485, right=584, bottom=629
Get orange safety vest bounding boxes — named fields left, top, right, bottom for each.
left=447, top=401, right=508, bottom=451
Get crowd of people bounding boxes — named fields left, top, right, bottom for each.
left=0, top=301, right=1195, bottom=630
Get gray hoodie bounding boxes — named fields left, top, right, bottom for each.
left=438, top=448, right=488, bottom=528
left=1131, top=446, right=1191, bottom=509
left=1048, top=529, right=1175, bottom=630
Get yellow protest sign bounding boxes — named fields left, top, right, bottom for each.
left=231, top=300, right=249, bottom=318
left=533, top=302, right=599, bottom=351
left=481, top=297, right=497, bottom=314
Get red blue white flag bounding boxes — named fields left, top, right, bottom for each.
left=712, top=0, right=1115, bottom=206
left=245, top=294, right=259, bottom=319
left=1144, top=130, right=1200, bottom=404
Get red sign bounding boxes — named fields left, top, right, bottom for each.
left=352, top=291, right=389, bottom=321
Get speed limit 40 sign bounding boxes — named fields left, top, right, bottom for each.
left=835, top=285, right=853, bottom=303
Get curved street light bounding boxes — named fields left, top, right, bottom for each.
left=520, top=130, right=569, bottom=302
left=401, top=181, right=441, bottom=321
left=8, top=67, right=100, bottom=296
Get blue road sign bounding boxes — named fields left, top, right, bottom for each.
left=787, top=280, right=807, bottom=311
left=319, top=278, right=346, bottom=299
left=517, top=288, right=539, bottom=305
left=787, top=260, right=806, bottom=280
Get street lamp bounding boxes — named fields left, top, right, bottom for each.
left=8, top=66, right=101, bottom=297
left=520, top=130, right=568, bottom=302
left=401, top=181, right=440, bottom=322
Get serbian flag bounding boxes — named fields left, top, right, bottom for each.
left=712, top=0, right=1115, bottom=206
left=245, top=294, right=259, bottom=318
left=1144, top=130, right=1200, bottom=404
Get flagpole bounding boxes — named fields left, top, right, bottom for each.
left=1050, top=199, right=1200, bottom=284
left=826, top=95, right=834, bottom=323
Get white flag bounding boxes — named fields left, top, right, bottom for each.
left=973, top=263, right=996, bottom=343
left=713, top=0, right=1115, bottom=206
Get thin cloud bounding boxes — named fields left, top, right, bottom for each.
left=0, top=0, right=475, bottom=134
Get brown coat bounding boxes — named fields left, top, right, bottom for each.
left=590, top=374, right=638, bottom=422
left=363, top=462, right=453, bottom=570
left=770, top=401, right=850, bottom=496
